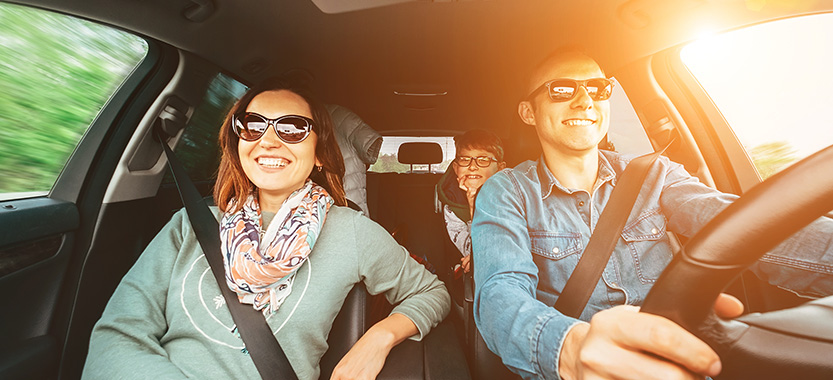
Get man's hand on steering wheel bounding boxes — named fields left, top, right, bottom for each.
left=557, top=293, right=743, bottom=380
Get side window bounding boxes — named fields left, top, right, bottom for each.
left=0, top=3, right=147, bottom=199
left=165, top=73, right=248, bottom=183
left=607, top=78, right=653, bottom=155
left=369, top=136, right=456, bottom=173
left=682, top=13, right=833, bottom=179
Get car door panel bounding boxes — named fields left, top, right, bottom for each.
left=0, top=28, right=179, bottom=378
left=0, top=198, right=78, bottom=379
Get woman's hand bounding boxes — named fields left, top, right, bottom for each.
left=330, top=313, right=418, bottom=380
left=330, top=328, right=391, bottom=380
left=557, top=293, right=743, bottom=380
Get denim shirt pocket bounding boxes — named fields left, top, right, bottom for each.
left=621, top=209, right=672, bottom=284
left=530, top=231, right=582, bottom=259
left=529, top=231, right=583, bottom=304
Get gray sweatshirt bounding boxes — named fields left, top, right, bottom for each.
left=83, top=206, right=449, bottom=380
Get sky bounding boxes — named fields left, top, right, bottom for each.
left=681, top=12, right=833, bottom=159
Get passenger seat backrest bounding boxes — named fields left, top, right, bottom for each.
left=367, top=142, right=451, bottom=281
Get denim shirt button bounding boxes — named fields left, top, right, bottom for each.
left=552, top=247, right=560, bottom=254
left=651, top=228, right=659, bottom=235
left=578, top=201, right=585, bottom=207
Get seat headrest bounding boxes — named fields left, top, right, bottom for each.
left=397, top=142, right=443, bottom=165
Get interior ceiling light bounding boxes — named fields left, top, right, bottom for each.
left=183, top=0, right=215, bottom=22
left=310, top=0, right=417, bottom=14
left=393, top=91, right=448, bottom=97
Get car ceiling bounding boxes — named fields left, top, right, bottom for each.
left=8, top=0, right=830, bottom=134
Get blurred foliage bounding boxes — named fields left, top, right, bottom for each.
left=165, top=74, right=248, bottom=184
left=369, top=153, right=410, bottom=173
left=0, top=3, right=147, bottom=193
left=369, top=153, right=452, bottom=173
left=748, top=141, right=798, bottom=180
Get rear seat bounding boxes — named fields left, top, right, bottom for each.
left=366, top=142, right=454, bottom=281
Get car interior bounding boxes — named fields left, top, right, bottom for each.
left=1, top=0, right=832, bottom=379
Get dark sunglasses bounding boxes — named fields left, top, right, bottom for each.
left=454, top=156, right=498, bottom=168
left=528, top=78, right=614, bottom=102
left=232, top=112, right=315, bottom=143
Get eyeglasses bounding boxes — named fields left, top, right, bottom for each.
left=454, top=156, right=498, bottom=168
left=527, top=78, right=614, bottom=102
left=232, top=112, right=315, bottom=143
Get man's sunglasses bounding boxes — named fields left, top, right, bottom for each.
left=454, top=156, right=498, bottom=168
left=528, top=78, right=614, bottom=102
left=232, top=112, right=315, bottom=143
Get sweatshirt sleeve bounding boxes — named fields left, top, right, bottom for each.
left=442, top=205, right=472, bottom=257
left=81, top=210, right=190, bottom=380
left=353, top=214, right=450, bottom=340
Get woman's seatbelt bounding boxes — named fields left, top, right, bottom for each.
left=157, top=131, right=298, bottom=380
left=554, top=141, right=673, bottom=318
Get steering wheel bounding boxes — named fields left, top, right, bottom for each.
left=640, top=144, right=833, bottom=379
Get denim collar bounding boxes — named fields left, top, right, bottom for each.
left=536, top=150, right=617, bottom=199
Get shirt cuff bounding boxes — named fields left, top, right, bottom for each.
left=533, top=314, right=582, bottom=380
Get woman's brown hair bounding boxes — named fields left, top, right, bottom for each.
left=214, top=78, right=347, bottom=212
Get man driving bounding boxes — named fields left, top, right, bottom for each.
left=471, top=48, right=833, bottom=380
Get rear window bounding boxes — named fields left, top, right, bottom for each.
left=369, top=136, right=456, bottom=173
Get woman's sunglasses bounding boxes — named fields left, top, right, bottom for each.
left=454, top=156, right=498, bottom=168
left=527, top=78, right=614, bottom=102
left=232, top=112, right=315, bottom=143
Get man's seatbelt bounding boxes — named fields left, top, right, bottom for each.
left=157, top=131, right=298, bottom=380
left=554, top=142, right=672, bottom=319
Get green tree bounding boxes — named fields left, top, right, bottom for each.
left=370, top=153, right=409, bottom=173
left=748, top=141, right=798, bottom=180
left=0, top=3, right=147, bottom=193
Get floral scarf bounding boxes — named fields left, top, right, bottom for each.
left=220, top=180, right=333, bottom=315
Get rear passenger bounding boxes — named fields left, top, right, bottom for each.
left=436, top=130, right=506, bottom=276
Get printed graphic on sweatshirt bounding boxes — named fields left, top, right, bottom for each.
left=178, top=255, right=312, bottom=349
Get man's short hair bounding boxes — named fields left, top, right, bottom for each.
left=454, top=129, right=505, bottom=162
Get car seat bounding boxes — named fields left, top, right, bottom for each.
left=464, top=258, right=522, bottom=380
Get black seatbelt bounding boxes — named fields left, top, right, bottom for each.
left=157, top=131, right=298, bottom=380
left=554, top=142, right=672, bottom=318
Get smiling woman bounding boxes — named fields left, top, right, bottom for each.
left=82, top=78, right=450, bottom=380
left=233, top=91, right=325, bottom=212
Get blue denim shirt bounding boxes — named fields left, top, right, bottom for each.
left=471, top=150, right=833, bottom=380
